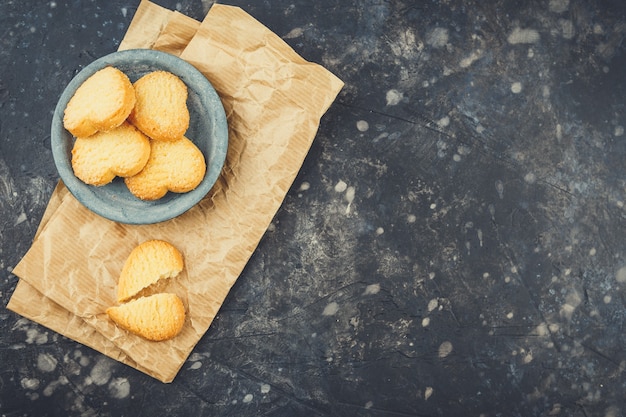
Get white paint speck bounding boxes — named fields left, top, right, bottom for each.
left=89, top=357, right=113, bottom=386
left=386, top=89, right=403, bottom=106
left=422, top=317, right=430, bottom=327
left=121, top=7, right=127, bottom=17
left=567, top=290, right=582, bottom=307
left=535, top=323, right=548, bottom=336
left=506, top=312, right=514, bottom=319
left=334, top=180, right=347, bottom=193
left=375, top=227, right=384, bottom=235
left=507, top=28, right=540, bottom=44
left=37, top=353, right=58, bottom=373
left=322, top=302, right=339, bottom=316
left=427, top=27, right=449, bottom=48
left=511, top=82, right=522, bottom=94
left=460, top=50, right=481, bottom=68
left=299, top=182, right=310, bottom=191
left=189, top=361, right=202, bottom=370
left=589, top=248, right=597, bottom=256
left=424, top=386, right=433, bottom=400
left=616, top=266, right=626, bottom=283
left=108, top=378, right=130, bottom=399
left=543, top=85, right=551, bottom=99
left=524, top=172, right=536, bottom=184
left=243, top=393, right=254, bottom=403
left=284, top=27, right=304, bottom=39
left=603, top=295, right=612, bottom=304
left=21, top=378, right=40, bottom=390
left=43, top=377, right=68, bottom=397
left=364, top=400, right=374, bottom=409
left=614, top=125, right=624, bottom=137
left=261, top=383, right=271, bottom=394
left=437, top=116, right=450, bottom=128
left=15, top=212, right=27, bottom=226
left=427, top=299, right=439, bottom=312
left=364, top=283, right=381, bottom=295
left=560, top=303, right=576, bottom=320
left=356, top=120, right=369, bottom=132
left=452, top=154, right=461, bottom=162
left=50, top=1, right=57, bottom=7
left=407, top=214, right=417, bottom=223
left=345, top=186, right=356, bottom=205
left=438, top=341, right=453, bottom=358
left=26, top=328, right=48, bottom=345
left=521, top=349, right=534, bottom=364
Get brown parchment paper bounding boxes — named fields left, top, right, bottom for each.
left=7, top=0, right=343, bottom=383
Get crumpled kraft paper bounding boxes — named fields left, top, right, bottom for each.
left=7, top=0, right=343, bottom=383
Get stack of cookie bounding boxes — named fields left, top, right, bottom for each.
left=64, top=66, right=206, bottom=200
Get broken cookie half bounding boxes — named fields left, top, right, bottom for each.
left=106, top=293, right=185, bottom=342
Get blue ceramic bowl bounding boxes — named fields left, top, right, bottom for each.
left=51, top=49, right=228, bottom=224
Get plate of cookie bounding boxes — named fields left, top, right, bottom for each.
left=51, top=49, right=228, bottom=224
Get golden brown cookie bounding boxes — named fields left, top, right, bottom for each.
left=124, top=136, right=206, bottom=200
left=116, top=240, right=184, bottom=303
left=63, top=66, right=136, bottom=138
left=106, top=293, right=185, bottom=341
left=70, top=122, right=151, bottom=186
left=128, top=70, right=190, bottom=141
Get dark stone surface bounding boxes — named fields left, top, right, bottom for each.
left=1, top=0, right=625, bottom=416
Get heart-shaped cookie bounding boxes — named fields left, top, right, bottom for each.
left=124, top=136, right=206, bottom=200
left=71, top=122, right=151, bottom=186
left=63, top=66, right=136, bottom=138
left=128, top=70, right=190, bottom=141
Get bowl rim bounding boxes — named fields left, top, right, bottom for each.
left=51, top=49, right=228, bottom=224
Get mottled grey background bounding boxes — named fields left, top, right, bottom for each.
left=1, top=0, right=625, bottom=416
